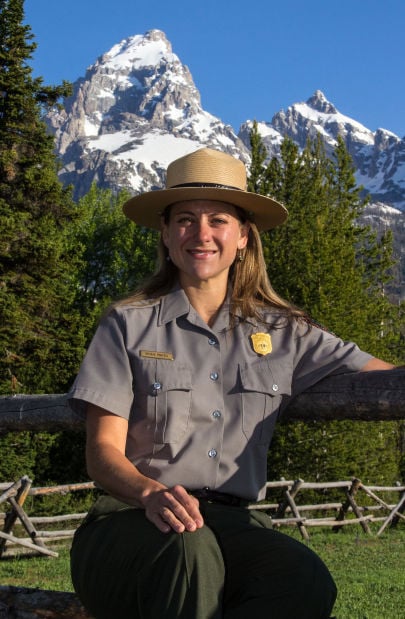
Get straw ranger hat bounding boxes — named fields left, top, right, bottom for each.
left=123, top=148, right=288, bottom=231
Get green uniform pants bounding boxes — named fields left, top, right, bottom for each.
left=71, top=497, right=336, bottom=619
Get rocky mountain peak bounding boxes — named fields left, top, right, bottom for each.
left=90, top=27, right=202, bottom=125
left=100, top=29, right=174, bottom=67
left=306, top=90, right=337, bottom=114
left=245, top=91, right=404, bottom=212
left=46, top=30, right=247, bottom=198
left=48, top=28, right=202, bottom=148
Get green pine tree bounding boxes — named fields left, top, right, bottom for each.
left=33, top=186, right=160, bottom=488
left=0, top=0, right=90, bottom=485
left=248, top=124, right=403, bottom=486
left=72, top=184, right=159, bottom=339
left=0, top=0, right=86, bottom=396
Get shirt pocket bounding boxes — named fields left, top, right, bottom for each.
left=133, top=361, right=193, bottom=444
left=239, top=359, right=292, bottom=445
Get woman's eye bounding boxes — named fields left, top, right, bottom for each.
left=174, top=215, right=229, bottom=225
left=177, top=216, right=193, bottom=224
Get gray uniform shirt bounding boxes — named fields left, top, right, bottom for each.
left=68, top=287, right=372, bottom=501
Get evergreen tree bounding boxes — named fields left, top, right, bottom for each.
left=0, top=0, right=85, bottom=396
left=247, top=120, right=269, bottom=195
left=248, top=124, right=403, bottom=486
left=72, top=184, right=159, bottom=339
left=33, top=186, right=160, bottom=488
left=0, top=0, right=90, bottom=485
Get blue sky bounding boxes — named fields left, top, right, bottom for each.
left=24, top=0, right=405, bottom=138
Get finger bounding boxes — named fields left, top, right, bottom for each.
left=155, top=489, right=202, bottom=532
left=143, top=499, right=180, bottom=533
left=144, top=495, right=191, bottom=533
left=157, top=496, right=197, bottom=532
left=154, top=509, right=184, bottom=534
left=168, top=486, right=204, bottom=528
left=143, top=487, right=204, bottom=533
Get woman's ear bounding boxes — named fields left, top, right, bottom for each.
left=237, top=222, right=250, bottom=250
left=161, top=220, right=169, bottom=248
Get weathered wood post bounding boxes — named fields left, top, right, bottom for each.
left=0, top=369, right=404, bottom=432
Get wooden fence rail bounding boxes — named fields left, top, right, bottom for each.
left=1, top=476, right=404, bottom=560
left=0, top=369, right=404, bottom=433
left=258, top=478, right=405, bottom=539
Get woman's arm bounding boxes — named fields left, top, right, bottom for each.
left=86, top=404, right=204, bottom=534
left=360, top=358, right=397, bottom=371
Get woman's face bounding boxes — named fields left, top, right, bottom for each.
left=162, top=200, right=249, bottom=288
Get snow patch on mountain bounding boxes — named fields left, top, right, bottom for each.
left=292, top=101, right=374, bottom=146
left=46, top=29, right=248, bottom=198
left=102, top=34, right=179, bottom=71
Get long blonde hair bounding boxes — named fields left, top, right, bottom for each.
left=115, top=207, right=305, bottom=324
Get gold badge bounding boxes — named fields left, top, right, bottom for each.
left=251, top=333, right=272, bottom=356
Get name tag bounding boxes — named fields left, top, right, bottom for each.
left=140, top=350, right=174, bottom=360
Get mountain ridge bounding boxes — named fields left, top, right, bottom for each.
left=238, top=89, right=405, bottom=211
left=46, top=30, right=248, bottom=199
left=46, top=30, right=404, bottom=213
left=45, top=29, right=404, bottom=299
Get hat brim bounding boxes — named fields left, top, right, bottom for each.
left=123, top=186, right=288, bottom=231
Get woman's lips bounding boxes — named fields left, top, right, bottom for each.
left=188, top=249, right=217, bottom=257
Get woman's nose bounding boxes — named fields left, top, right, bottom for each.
left=194, top=218, right=211, bottom=241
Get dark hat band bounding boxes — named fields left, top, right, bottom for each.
left=170, top=182, right=243, bottom=191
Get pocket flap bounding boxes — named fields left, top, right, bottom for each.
left=239, top=360, right=292, bottom=396
left=153, top=364, right=192, bottom=393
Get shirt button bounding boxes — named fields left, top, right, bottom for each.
left=212, top=410, right=221, bottom=419
left=210, top=372, right=219, bottom=381
left=272, top=384, right=279, bottom=392
left=208, top=338, right=217, bottom=346
left=208, top=449, right=217, bottom=458
left=153, top=382, right=162, bottom=390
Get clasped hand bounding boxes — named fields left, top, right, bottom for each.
left=143, top=484, right=204, bottom=534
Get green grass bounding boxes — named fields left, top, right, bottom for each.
left=289, top=527, right=405, bottom=619
left=0, top=545, right=73, bottom=591
left=0, top=528, right=404, bottom=618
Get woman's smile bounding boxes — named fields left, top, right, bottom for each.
left=162, top=200, right=249, bottom=288
left=187, top=248, right=217, bottom=258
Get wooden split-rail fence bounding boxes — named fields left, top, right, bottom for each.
left=0, top=475, right=404, bottom=559
left=1, top=477, right=404, bottom=619
left=0, top=369, right=404, bottom=617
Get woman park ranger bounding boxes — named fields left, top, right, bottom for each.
left=68, top=148, right=396, bottom=619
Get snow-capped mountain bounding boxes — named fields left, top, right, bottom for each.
left=47, top=31, right=404, bottom=215
left=238, top=90, right=405, bottom=211
left=45, top=30, right=404, bottom=299
left=46, top=30, right=248, bottom=199
left=237, top=91, right=404, bottom=300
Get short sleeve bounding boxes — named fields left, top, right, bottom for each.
left=67, top=309, right=134, bottom=419
left=291, top=322, right=373, bottom=395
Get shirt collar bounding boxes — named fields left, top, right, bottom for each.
left=157, top=286, right=192, bottom=326
left=157, top=285, right=262, bottom=331
left=157, top=285, right=233, bottom=331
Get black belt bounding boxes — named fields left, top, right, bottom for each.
left=189, top=488, right=250, bottom=507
